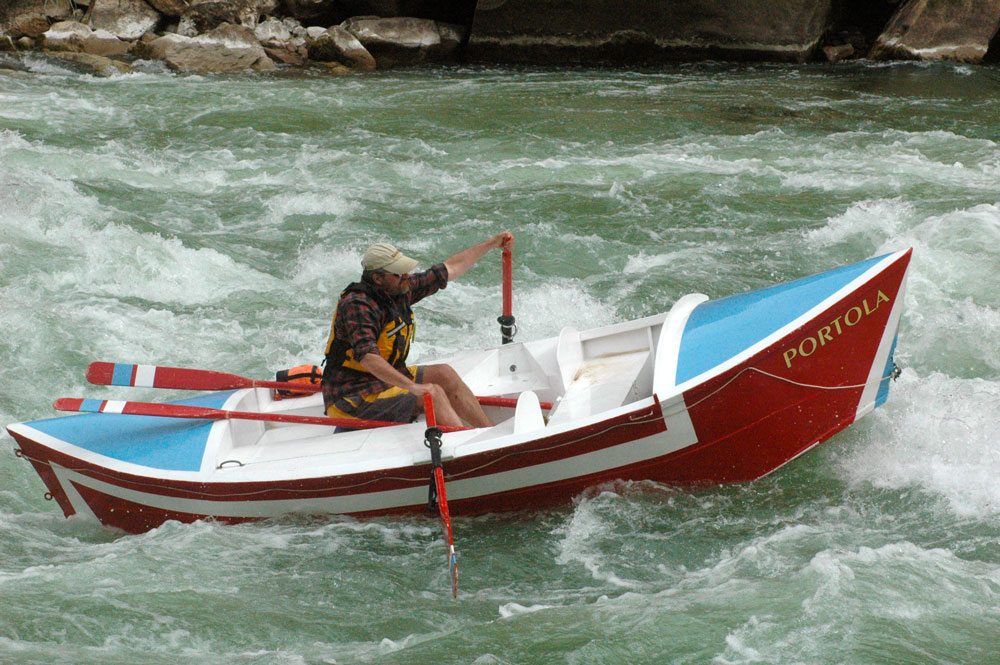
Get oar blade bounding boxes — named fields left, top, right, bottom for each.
left=54, top=397, right=225, bottom=420
left=433, top=469, right=459, bottom=598
left=86, top=362, right=254, bottom=391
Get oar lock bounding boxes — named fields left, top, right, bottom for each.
left=424, top=426, right=444, bottom=513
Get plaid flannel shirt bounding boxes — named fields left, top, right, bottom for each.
left=323, top=263, right=448, bottom=402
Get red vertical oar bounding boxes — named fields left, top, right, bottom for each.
left=423, top=394, right=458, bottom=598
left=498, top=247, right=515, bottom=344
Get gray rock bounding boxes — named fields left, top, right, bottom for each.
left=263, top=44, right=304, bottom=64
left=142, top=22, right=276, bottom=70
left=255, top=16, right=291, bottom=44
left=177, top=2, right=242, bottom=36
left=43, top=20, right=131, bottom=56
left=86, top=0, right=160, bottom=40
left=822, top=43, right=854, bottom=62
left=48, top=50, right=131, bottom=75
left=429, top=19, right=468, bottom=62
left=307, top=24, right=375, bottom=69
left=177, top=0, right=279, bottom=36
left=871, top=0, right=1000, bottom=63
left=342, top=16, right=460, bottom=66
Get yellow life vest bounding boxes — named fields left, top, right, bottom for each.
left=323, top=281, right=415, bottom=375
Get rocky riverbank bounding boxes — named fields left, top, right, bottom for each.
left=1, top=0, right=999, bottom=77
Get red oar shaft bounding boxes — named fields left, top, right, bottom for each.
left=54, top=397, right=467, bottom=432
left=423, top=392, right=437, bottom=427
left=502, top=248, right=513, bottom=318
left=423, top=394, right=459, bottom=598
left=87, top=362, right=551, bottom=409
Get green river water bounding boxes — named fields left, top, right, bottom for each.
left=1, top=56, right=999, bottom=664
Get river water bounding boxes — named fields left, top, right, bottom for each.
left=1, top=56, right=999, bottom=664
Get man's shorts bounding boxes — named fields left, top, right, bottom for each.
left=325, top=366, right=423, bottom=425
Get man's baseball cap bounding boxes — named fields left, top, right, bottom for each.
left=361, top=243, right=419, bottom=275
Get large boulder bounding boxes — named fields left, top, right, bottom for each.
left=86, top=0, right=161, bottom=40
left=1, top=0, right=74, bottom=39
left=256, top=16, right=305, bottom=62
left=254, top=15, right=292, bottom=43
left=176, top=0, right=278, bottom=35
left=48, top=50, right=131, bottom=75
left=141, top=21, right=276, bottom=70
left=43, top=20, right=131, bottom=55
left=342, top=16, right=466, bottom=66
left=871, top=0, right=1000, bottom=63
left=306, top=24, right=375, bottom=69
left=466, top=0, right=835, bottom=64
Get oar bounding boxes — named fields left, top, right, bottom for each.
left=53, top=397, right=467, bottom=432
left=423, top=394, right=459, bottom=598
left=498, top=247, right=516, bottom=344
left=87, top=362, right=552, bottom=409
left=87, top=361, right=311, bottom=393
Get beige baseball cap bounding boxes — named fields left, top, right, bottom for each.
left=361, top=242, right=419, bottom=275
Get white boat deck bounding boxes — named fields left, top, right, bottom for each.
left=208, top=312, right=670, bottom=478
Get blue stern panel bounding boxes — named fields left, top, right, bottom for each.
left=25, top=391, right=237, bottom=472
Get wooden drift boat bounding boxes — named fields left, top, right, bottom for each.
left=8, top=250, right=912, bottom=535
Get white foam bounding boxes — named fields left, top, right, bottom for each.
left=806, top=198, right=915, bottom=247
left=498, top=602, right=555, bottom=618
left=841, top=371, right=1000, bottom=518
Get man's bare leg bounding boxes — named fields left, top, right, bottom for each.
left=421, top=364, right=494, bottom=428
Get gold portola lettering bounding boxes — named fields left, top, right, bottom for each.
left=782, top=290, right=891, bottom=369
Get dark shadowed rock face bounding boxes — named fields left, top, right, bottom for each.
left=467, top=0, right=836, bottom=64
left=147, top=0, right=195, bottom=17
left=1, top=0, right=74, bottom=39
left=871, top=0, right=1000, bottom=63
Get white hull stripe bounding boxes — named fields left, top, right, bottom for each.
left=52, top=422, right=692, bottom=519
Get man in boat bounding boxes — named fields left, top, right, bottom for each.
left=322, top=232, right=514, bottom=430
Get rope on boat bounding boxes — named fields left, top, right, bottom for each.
left=663, top=362, right=903, bottom=419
